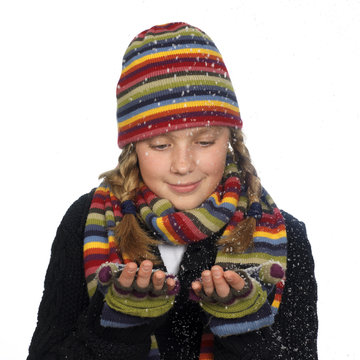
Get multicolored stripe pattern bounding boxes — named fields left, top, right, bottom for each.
left=199, top=333, right=214, bottom=359
left=83, top=184, right=123, bottom=297
left=215, top=194, right=287, bottom=268
left=136, top=159, right=242, bottom=245
left=208, top=187, right=287, bottom=336
left=116, top=22, right=242, bottom=148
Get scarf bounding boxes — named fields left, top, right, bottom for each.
left=136, top=160, right=243, bottom=245
left=83, top=159, right=287, bottom=358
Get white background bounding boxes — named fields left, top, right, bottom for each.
left=1, top=0, right=359, bottom=359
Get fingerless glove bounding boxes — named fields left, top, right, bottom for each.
left=95, top=263, right=180, bottom=328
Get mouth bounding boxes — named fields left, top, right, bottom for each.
left=167, top=180, right=202, bottom=194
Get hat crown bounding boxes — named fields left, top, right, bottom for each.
left=116, top=22, right=242, bottom=148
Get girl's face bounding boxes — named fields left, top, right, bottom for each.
left=136, top=127, right=230, bottom=210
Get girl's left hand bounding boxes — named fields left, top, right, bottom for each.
left=191, top=265, right=245, bottom=298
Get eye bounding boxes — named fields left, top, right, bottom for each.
left=149, top=143, right=170, bottom=151
left=197, top=141, right=215, bottom=147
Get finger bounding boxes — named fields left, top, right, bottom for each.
left=191, top=280, right=202, bottom=296
left=118, top=262, right=138, bottom=288
left=166, top=277, right=176, bottom=291
left=211, top=265, right=230, bottom=298
left=201, top=270, right=214, bottom=296
left=136, top=260, right=153, bottom=289
left=223, top=270, right=245, bottom=291
left=152, top=270, right=166, bottom=291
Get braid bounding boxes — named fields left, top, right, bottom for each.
left=231, top=129, right=262, bottom=202
left=99, top=144, right=160, bottom=264
left=101, top=144, right=140, bottom=201
left=217, top=128, right=262, bottom=252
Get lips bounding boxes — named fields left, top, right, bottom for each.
left=167, top=180, right=202, bottom=194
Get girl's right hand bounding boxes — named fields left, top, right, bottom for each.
left=118, top=260, right=175, bottom=292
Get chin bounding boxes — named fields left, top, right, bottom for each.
left=172, top=199, right=204, bottom=211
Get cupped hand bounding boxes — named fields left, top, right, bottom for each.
left=118, top=260, right=175, bottom=292
left=191, top=265, right=245, bottom=298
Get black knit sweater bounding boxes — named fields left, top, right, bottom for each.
left=27, top=191, right=318, bottom=360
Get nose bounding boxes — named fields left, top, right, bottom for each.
left=170, top=145, right=196, bottom=175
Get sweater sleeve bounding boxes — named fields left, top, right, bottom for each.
left=212, top=211, right=318, bottom=360
left=27, top=192, right=165, bottom=360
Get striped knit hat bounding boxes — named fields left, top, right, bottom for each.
left=116, top=22, right=242, bottom=148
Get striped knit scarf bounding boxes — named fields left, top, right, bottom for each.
left=83, top=159, right=287, bottom=358
left=136, top=160, right=243, bottom=246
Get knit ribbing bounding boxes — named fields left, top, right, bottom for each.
left=116, top=22, right=242, bottom=148
left=83, top=187, right=123, bottom=297
left=137, top=158, right=241, bottom=245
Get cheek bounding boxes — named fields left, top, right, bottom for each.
left=137, top=152, right=166, bottom=184
left=198, top=146, right=228, bottom=175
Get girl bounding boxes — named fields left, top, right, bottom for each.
left=28, top=22, right=318, bottom=359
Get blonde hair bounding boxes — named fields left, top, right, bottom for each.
left=216, top=128, right=261, bottom=252
left=100, top=145, right=160, bottom=264
left=100, top=128, right=262, bottom=261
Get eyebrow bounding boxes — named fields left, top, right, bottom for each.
left=153, top=127, right=224, bottom=140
